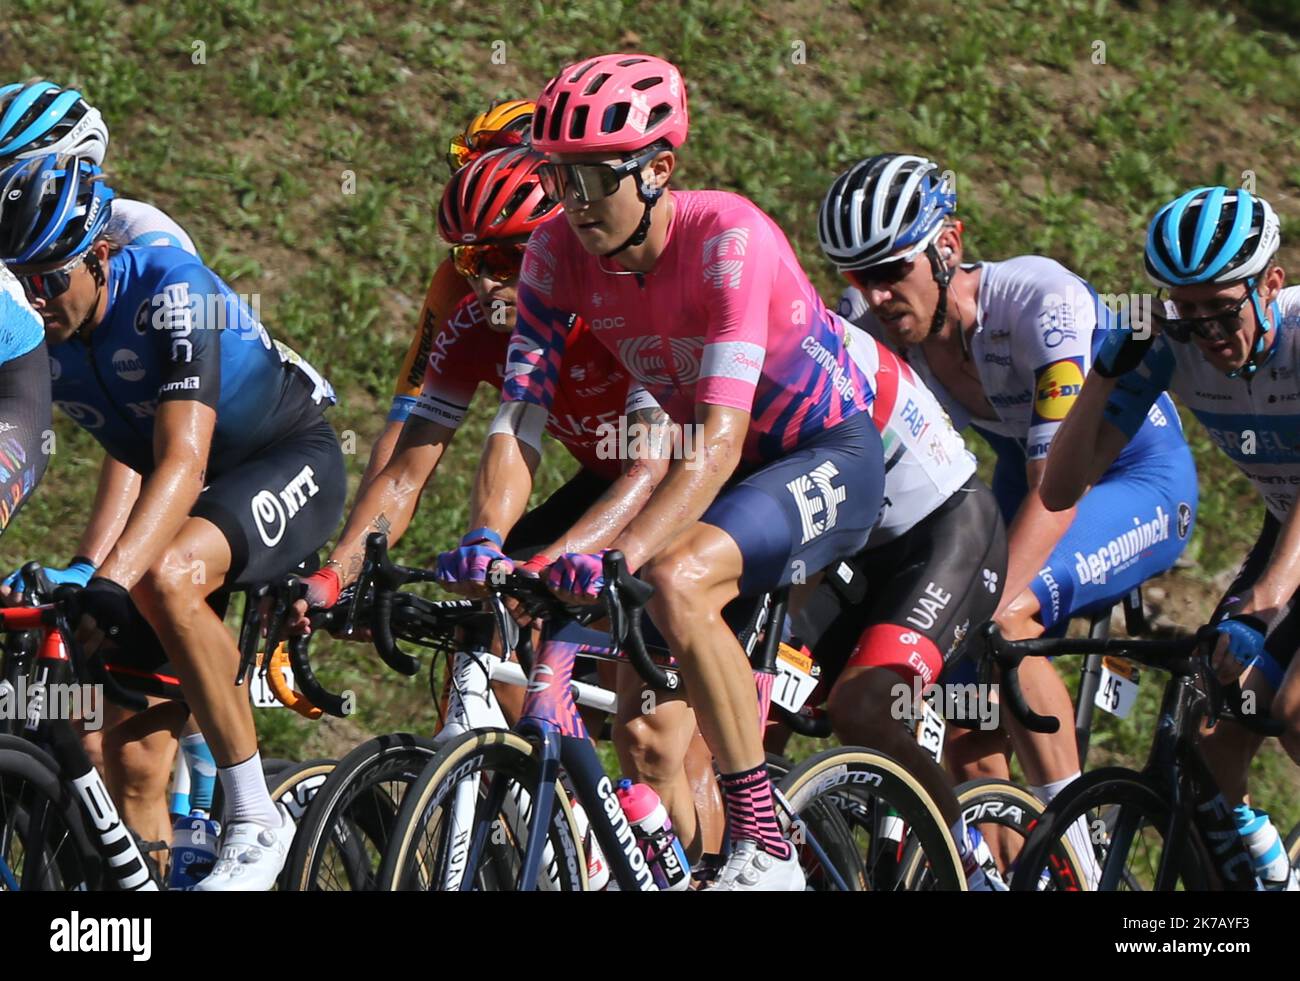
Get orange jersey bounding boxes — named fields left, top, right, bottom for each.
left=389, top=257, right=474, bottom=421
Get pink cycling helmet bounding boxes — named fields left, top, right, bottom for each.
left=532, top=54, right=688, bottom=154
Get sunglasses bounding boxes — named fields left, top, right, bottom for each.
left=537, top=147, right=660, bottom=206
left=844, top=257, right=916, bottom=290
left=14, top=251, right=89, bottom=301
left=452, top=242, right=526, bottom=280
left=447, top=128, right=527, bottom=171
left=1155, top=290, right=1252, bottom=344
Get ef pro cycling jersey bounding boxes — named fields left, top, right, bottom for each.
left=49, top=245, right=335, bottom=478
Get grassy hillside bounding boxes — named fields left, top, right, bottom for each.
left=2, top=0, right=1298, bottom=825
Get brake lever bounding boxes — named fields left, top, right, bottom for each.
left=235, top=582, right=271, bottom=687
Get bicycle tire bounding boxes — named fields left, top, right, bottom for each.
left=1009, top=767, right=1212, bottom=891
left=777, top=745, right=965, bottom=891
left=376, top=729, right=585, bottom=892
left=0, top=747, right=99, bottom=891
left=1286, top=819, right=1300, bottom=871
left=898, top=778, right=1090, bottom=890
left=284, top=733, right=440, bottom=891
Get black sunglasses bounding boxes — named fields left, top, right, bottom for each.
left=12, top=252, right=90, bottom=301
left=537, top=146, right=661, bottom=206
left=1155, top=290, right=1252, bottom=344
left=844, top=257, right=916, bottom=290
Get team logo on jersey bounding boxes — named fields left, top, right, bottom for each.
left=1177, top=502, right=1192, bottom=540
left=787, top=460, right=847, bottom=544
left=702, top=228, right=749, bottom=290
left=518, top=230, right=555, bottom=295
left=133, top=300, right=152, bottom=336
left=250, top=465, right=321, bottom=548
left=1038, top=298, right=1077, bottom=348
left=1032, top=357, right=1085, bottom=423
left=617, top=335, right=702, bottom=387
left=112, top=348, right=146, bottom=382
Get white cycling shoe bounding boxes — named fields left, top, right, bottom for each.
left=705, top=839, right=805, bottom=891
left=192, top=804, right=294, bottom=892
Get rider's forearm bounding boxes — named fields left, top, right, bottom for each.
left=1040, top=373, right=1123, bottom=512
left=74, top=455, right=142, bottom=565
left=325, top=421, right=449, bottom=585
left=354, top=418, right=405, bottom=503
left=96, top=455, right=204, bottom=589
left=1252, top=506, right=1300, bottom=615
left=543, top=457, right=668, bottom=556
left=998, top=487, right=1076, bottom=614
left=610, top=407, right=744, bottom=571
left=467, top=432, right=540, bottom=541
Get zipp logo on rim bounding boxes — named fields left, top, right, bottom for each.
left=250, top=464, right=321, bottom=547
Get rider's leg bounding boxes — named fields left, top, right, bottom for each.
left=101, top=698, right=189, bottom=863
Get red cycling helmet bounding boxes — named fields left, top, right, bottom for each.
left=437, top=144, right=559, bottom=244
left=532, top=53, right=688, bottom=155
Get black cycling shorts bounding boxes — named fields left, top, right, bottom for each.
left=790, top=476, right=1007, bottom=688
left=503, top=467, right=613, bottom=559
left=102, top=415, right=347, bottom=695
left=0, top=344, right=52, bottom=537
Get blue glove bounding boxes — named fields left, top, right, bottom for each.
left=435, top=528, right=513, bottom=586
left=3, top=557, right=96, bottom=594
left=1095, top=311, right=1154, bottom=378
left=1214, top=614, right=1267, bottom=667
left=545, top=551, right=609, bottom=601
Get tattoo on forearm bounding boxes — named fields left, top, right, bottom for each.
left=374, top=513, right=392, bottom=536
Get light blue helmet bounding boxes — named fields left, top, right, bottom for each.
left=0, top=154, right=115, bottom=265
left=1145, top=186, right=1279, bottom=289
left=0, top=81, right=109, bottom=165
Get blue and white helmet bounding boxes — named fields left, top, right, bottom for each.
left=818, top=154, right=956, bottom=271
left=0, top=154, right=115, bottom=265
left=1145, top=186, right=1280, bottom=288
left=0, top=81, right=109, bottom=165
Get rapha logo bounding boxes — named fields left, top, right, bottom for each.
left=702, top=227, right=749, bottom=290
left=250, top=465, right=321, bottom=547
left=786, top=461, right=847, bottom=544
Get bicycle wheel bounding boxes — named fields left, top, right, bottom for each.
left=777, top=746, right=965, bottom=891
left=0, top=747, right=99, bottom=891
left=377, top=729, right=585, bottom=892
left=898, top=779, right=1090, bottom=891
left=1009, top=768, right=1211, bottom=891
left=1286, top=819, right=1300, bottom=872
left=284, top=733, right=439, bottom=891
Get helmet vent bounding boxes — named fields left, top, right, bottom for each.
left=583, top=73, right=609, bottom=96
left=548, top=92, right=569, bottom=142
left=569, top=105, right=589, bottom=141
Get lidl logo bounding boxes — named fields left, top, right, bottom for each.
left=1033, top=357, right=1085, bottom=423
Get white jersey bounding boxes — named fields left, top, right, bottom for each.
left=841, top=320, right=976, bottom=544
left=0, top=265, right=43, bottom=362
left=106, top=199, right=198, bottom=255
left=841, top=255, right=1181, bottom=464
left=1107, top=286, right=1300, bottom=520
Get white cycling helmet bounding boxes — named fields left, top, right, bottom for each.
left=0, top=81, right=109, bottom=165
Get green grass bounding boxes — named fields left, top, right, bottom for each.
left=2, top=0, right=1298, bottom=827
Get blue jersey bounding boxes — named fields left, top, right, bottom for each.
left=49, top=246, right=335, bottom=476
left=0, top=267, right=44, bottom=363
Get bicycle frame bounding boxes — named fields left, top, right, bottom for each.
left=0, top=606, right=158, bottom=891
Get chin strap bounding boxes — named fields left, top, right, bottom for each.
left=603, top=176, right=665, bottom=259
left=74, top=254, right=105, bottom=344
left=1228, top=278, right=1273, bottom=380
left=925, top=241, right=957, bottom=340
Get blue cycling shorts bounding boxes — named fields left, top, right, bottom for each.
left=701, top=412, right=884, bottom=597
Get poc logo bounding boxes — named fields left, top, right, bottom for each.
left=786, top=461, right=847, bottom=544
left=250, top=465, right=321, bottom=547
left=591, top=316, right=625, bottom=331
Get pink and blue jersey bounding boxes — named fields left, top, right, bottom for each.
left=505, top=190, right=873, bottom=463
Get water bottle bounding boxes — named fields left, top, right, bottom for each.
left=616, top=779, right=691, bottom=891
left=570, top=800, right=610, bottom=891
left=1234, top=805, right=1297, bottom=890
left=168, top=813, right=221, bottom=890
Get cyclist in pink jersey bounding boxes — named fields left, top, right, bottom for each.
left=438, top=53, right=887, bottom=890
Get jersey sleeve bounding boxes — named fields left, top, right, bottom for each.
left=1022, top=284, right=1096, bottom=461
left=407, top=296, right=496, bottom=430
left=1103, top=335, right=1177, bottom=438
left=390, top=257, right=468, bottom=423
left=150, top=264, right=223, bottom=409
left=695, top=212, right=777, bottom=413
left=504, top=226, right=570, bottom=411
